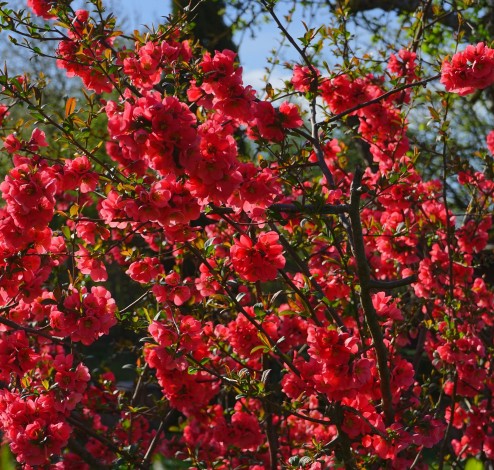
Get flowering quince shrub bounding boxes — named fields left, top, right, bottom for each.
left=0, top=1, right=493, bottom=469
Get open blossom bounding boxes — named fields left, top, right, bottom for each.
left=126, top=257, right=164, bottom=283
left=74, top=245, right=107, bottom=282
left=372, top=291, right=403, bottom=321
left=388, top=49, right=417, bottom=82
left=0, top=105, right=8, bottom=126
left=0, top=331, right=39, bottom=380
left=292, top=64, right=320, bottom=92
left=249, top=101, right=303, bottom=142
left=61, top=155, right=98, bottom=193
left=28, top=0, right=57, bottom=19
left=441, top=42, right=494, bottom=95
left=3, top=133, right=22, bottom=153
left=230, top=231, right=285, bottom=282
left=51, top=286, right=117, bottom=345
left=487, top=130, right=494, bottom=155
left=152, top=271, right=191, bottom=306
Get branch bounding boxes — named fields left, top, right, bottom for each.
left=130, top=363, right=149, bottom=408
left=141, top=419, right=164, bottom=469
left=67, top=415, right=138, bottom=464
left=68, top=438, right=110, bottom=470
left=348, top=167, right=394, bottom=426
left=345, top=0, right=462, bottom=33
left=120, top=289, right=151, bottom=314
left=0, top=315, right=66, bottom=345
left=270, top=202, right=350, bottom=215
left=140, top=409, right=179, bottom=468
left=260, top=0, right=319, bottom=77
left=368, top=274, right=417, bottom=290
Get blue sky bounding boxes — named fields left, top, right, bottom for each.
left=106, top=0, right=332, bottom=91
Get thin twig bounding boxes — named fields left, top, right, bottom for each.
left=326, top=74, right=440, bottom=124
left=268, top=222, right=347, bottom=330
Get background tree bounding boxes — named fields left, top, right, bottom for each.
left=172, top=0, right=237, bottom=53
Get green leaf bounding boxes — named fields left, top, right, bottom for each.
left=465, top=458, right=484, bottom=470
left=69, top=204, right=79, bottom=217
left=251, top=344, right=269, bottom=354
left=254, top=305, right=265, bottom=318
left=204, top=237, right=216, bottom=249
left=0, top=444, right=15, bottom=470
left=156, top=457, right=190, bottom=469
left=61, top=226, right=71, bottom=240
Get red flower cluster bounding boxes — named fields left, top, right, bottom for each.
left=291, top=64, right=320, bottom=92
left=50, top=286, right=117, bottom=345
left=123, top=38, right=192, bottom=90
left=388, top=49, right=418, bottom=83
left=441, top=42, right=494, bottom=95
left=56, top=10, right=115, bottom=93
left=0, top=390, right=72, bottom=466
left=319, top=73, right=408, bottom=170
left=0, top=350, right=90, bottom=467
left=144, top=317, right=219, bottom=414
left=188, top=49, right=256, bottom=123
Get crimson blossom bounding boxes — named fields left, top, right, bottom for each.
left=230, top=231, right=286, bottom=282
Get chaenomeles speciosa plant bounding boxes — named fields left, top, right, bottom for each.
left=0, top=0, right=492, bottom=469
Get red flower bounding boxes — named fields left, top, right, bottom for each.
left=230, top=231, right=285, bottom=282
left=126, top=257, right=164, bottom=284
left=388, top=49, right=417, bottom=82
left=75, top=245, right=107, bottom=282
left=279, top=101, right=303, bottom=128
left=28, top=0, right=57, bottom=19
left=0, top=105, right=9, bottom=126
left=487, top=130, right=494, bottom=155
left=292, top=64, right=319, bottom=92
